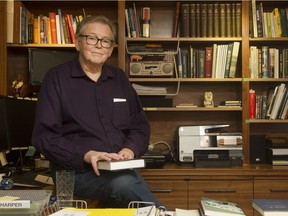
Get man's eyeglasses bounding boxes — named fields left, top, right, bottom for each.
left=79, top=35, right=114, bottom=48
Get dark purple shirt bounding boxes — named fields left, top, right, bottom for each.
left=32, top=58, right=150, bottom=172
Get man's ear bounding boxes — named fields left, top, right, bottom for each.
left=75, top=39, right=80, bottom=51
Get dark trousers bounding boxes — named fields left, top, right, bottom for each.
left=73, top=169, right=162, bottom=208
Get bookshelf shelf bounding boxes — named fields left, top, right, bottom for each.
left=129, top=78, right=242, bottom=82
left=249, top=119, right=288, bottom=123
left=144, top=107, right=242, bottom=112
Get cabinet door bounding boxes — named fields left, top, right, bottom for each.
left=188, top=179, right=253, bottom=215
left=145, top=179, right=188, bottom=210
left=254, top=177, right=288, bottom=199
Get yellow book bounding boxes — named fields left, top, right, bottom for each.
left=50, top=208, right=136, bottom=216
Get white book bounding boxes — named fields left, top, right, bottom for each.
left=97, top=159, right=145, bottom=171
left=229, top=42, right=240, bottom=78
left=55, top=14, right=61, bottom=44
left=270, top=83, right=286, bottom=119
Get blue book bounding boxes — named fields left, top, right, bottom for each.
left=252, top=199, right=288, bottom=216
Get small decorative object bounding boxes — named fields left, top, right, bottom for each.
left=11, top=74, right=24, bottom=97
left=204, top=91, right=214, bottom=108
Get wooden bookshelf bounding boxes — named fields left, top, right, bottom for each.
left=1, top=0, right=288, bottom=212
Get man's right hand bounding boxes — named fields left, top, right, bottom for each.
left=84, top=151, right=124, bottom=176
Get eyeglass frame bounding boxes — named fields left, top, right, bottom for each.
left=79, top=34, right=115, bottom=48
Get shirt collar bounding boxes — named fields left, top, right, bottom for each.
left=71, top=58, right=114, bottom=81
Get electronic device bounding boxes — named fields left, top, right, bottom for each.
left=0, top=95, right=9, bottom=153
left=250, top=134, right=267, bottom=164
left=5, top=97, right=37, bottom=151
left=129, top=61, right=174, bottom=77
left=141, top=150, right=166, bottom=168
left=29, top=48, right=77, bottom=85
left=178, top=125, right=243, bottom=166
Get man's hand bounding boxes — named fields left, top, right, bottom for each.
left=84, top=151, right=124, bottom=176
left=118, top=148, right=135, bottom=160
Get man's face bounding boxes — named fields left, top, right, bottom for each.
left=76, top=22, right=114, bottom=65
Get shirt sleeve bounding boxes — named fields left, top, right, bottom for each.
left=32, top=68, right=87, bottom=172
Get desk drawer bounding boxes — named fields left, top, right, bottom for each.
left=188, top=179, right=253, bottom=215
left=145, top=179, right=188, bottom=210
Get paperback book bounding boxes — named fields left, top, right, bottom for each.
left=200, top=197, right=245, bottom=216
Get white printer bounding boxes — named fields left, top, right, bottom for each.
left=178, top=125, right=243, bottom=166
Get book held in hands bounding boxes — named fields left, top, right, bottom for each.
left=97, top=159, right=145, bottom=171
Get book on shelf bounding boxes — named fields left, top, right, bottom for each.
left=200, top=3, right=207, bottom=37
left=172, top=2, right=180, bottom=37
left=97, top=159, right=145, bottom=171
left=252, top=199, right=288, bottom=216
left=200, top=197, right=245, bottom=216
left=180, top=3, right=189, bottom=37
left=189, top=3, right=196, bottom=37
left=141, top=7, right=150, bottom=38
left=249, top=89, right=256, bottom=119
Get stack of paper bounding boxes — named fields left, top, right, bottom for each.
left=132, top=83, right=167, bottom=95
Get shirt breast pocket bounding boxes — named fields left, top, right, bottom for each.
left=113, top=101, right=130, bottom=129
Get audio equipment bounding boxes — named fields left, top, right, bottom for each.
left=250, top=134, right=267, bottom=164
left=129, top=61, right=174, bottom=77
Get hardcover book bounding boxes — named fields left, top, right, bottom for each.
left=97, top=159, right=145, bottom=171
left=252, top=199, right=288, bottom=216
left=200, top=197, right=245, bottom=216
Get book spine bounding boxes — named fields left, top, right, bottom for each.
left=141, top=7, right=150, bottom=38
left=125, top=9, right=131, bottom=38
left=219, top=3, right=226, bottom=37
left=200, top=3, right=207, bottom=37
left=250, top=89, right=256, bottom=119
left=226, top=3, right=232, bottom=37
left=235, top=3, right=241, bottom=37
left=189, top=3, right=196, bottom=37
left=172, top=2, right=180, bottom=37
left=180, top=3, right=189, bottom=37
left=66, top=14, right=75, bottom=43
left=205, top=47, right=213, bottom=78
left=207, top=4, right=213, bottom=37
left=49, top=12, right=57, bottom=44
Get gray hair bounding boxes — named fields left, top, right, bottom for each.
left=75, top=15, right=117, bottom=42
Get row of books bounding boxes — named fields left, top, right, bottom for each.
left=177, top=2, right=242, bottom=38
left=125, top=4, right=151, bottom=38
left=250, top=0, right=288, bottom=38
left=249, top=46, right=288, bottom=79
left=7, top=1, right=83, bottom=44
left=250, top=83, right=288, bottom=120
left=176, top=42, right=240, bottom=78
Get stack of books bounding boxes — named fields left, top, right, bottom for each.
left=266, top=146, right=288, bottom=166
left=252, top=199, right=288, bottom=216
left=199, top=197, right=246, bottom=216
left=218, top=100, right=242, bottom=108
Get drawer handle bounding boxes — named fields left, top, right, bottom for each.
left=204, top=189, right=236, bottom=193
left=150, top=190, right=172, bottom=193
left=270, top=189, right=288, bottom=192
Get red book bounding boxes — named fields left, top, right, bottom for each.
left=49, top=12, right=57, bottom=44
left=205, top=47, right=213, bottom=78
left=66, top=14, right=75, bottom=43
left=249, top=89, right=256, bottom=119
